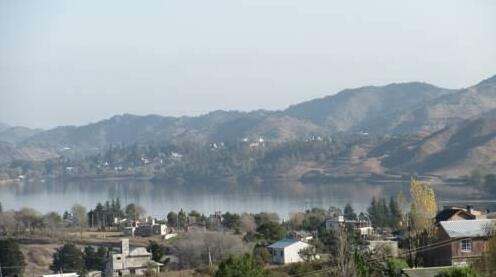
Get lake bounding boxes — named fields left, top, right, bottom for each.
left=0, top=179, right=485, bottom=219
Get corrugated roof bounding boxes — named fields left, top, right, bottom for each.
left=268, top=239, right=302, bottom=249
left=440, top=219, right=495, bottom=238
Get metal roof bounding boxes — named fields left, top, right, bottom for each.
left=268, top=239, right=306, bottom=249
left=439, top=219, right=495, bottom=238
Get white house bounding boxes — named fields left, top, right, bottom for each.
left=267, top=239, right=311, bottom=264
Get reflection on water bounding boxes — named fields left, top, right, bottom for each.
left=0, top=179, right=470, bottom=218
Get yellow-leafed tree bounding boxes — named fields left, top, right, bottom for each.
left=409, top=177, right=437, bottom=234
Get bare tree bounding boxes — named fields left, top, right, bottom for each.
left=240, top=213, right=256, bottom=233
left=71, top=204, right=87, bottom=239
left=0, top=211, right=17, bottom=235
left=172, top=231, right=249, bottom=268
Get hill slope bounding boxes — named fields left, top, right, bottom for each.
left=384, top=109, right=496, bottom=176
left=284, top=82, right=454, bottom=134
left=19, top=111, right=326, bottom=152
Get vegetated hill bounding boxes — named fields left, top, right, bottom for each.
left=285, top=75, right=496, bottom=135
left=391, top=75, right=496, bottom=134
left=0, top=142, right=18, bottom=165
left=384, top=109, right=496, bottom=176
left=19, top=111, right=326, bottom=152
left=0, top=141, right=59, bottom=165
left=0, top=126, right=43, bottom=144
left=284, top=82, right=454, bottom=134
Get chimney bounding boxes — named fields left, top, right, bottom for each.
left=467, top=205, right=473, bottom=215
left=121, top=239, right=130, bottom=256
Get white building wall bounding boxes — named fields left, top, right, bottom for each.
left=270, top=241, right=310, bottom=264
left=283, top=242, right=309, bottom=264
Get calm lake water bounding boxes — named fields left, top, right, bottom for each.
left=0, top=179, right=484, bottom=219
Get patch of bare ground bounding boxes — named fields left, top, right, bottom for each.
left=21, top=244, right=59, bottom=276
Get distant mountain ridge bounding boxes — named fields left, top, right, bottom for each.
left=3, top=74, right=496, bottom=174
left=285, top=82, right=454, bottom=134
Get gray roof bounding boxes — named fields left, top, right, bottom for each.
left=268, top=239, right=302, bottom=249
left=440, top=219, right=495, bottom=238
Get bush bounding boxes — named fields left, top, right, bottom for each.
left=434, top=267, right=479, bottom=277
left=215, top=254, right=268, bottom=277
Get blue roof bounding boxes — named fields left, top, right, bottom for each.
left=268, top=239, right=302, bottom=249
left=440, top=219, right=495, bottom=238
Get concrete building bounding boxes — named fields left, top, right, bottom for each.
left=325, top=215, right=373, bottom=239
left=363, top=240, right=399, bottom=257
left=123, top=223, right=167, bottom=237
left=105, top=239, right=162, bottom=277
left=289, top=230, right=313, bottom=242
left=267, top=239, right=311, bottom=264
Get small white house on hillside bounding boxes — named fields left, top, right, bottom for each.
left=267, top=239, right=310, bottom=264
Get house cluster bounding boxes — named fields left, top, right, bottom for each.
left=122, top=218, right=176, bottom=240
left=266, top=213, right=394, bottom=266
left=267, top=205, right=496, bottom=271
left=326, top=214, right=399, bottom=256
left=241, top=136, right=266, bottom=148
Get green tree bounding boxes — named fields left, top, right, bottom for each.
left=215, top=254, right=268, bottom=277
left=178, top=209, right=187, bottom=228
left=125, top=203, right=145, bottom=221
left=147, top=240, right=164, bottom=262
left=254, top=212, right=279, bottom=227
left=188, top=210, right=201, bottom=218
left=344, top=203, right=357, bottom=221
left=385, top=258, right=409, bottom=277
left=167, top=211, right=178, bottom=227
left=84, top=246, right=107, bottom=271
left=0, top=239, right=26, bottom=277
left=222, top=212, right=241, bottom=231
left=50, top=243, right=85, bottom=274
left=256, top=222, right=286, bottom=243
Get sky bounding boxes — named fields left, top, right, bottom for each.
left=0, top=0, right=495, bottom=129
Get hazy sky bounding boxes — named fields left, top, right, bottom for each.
left=1, top=0, right=495, bottom=129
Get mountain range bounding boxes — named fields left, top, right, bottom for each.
left=1, top=74, right=496, bottom=177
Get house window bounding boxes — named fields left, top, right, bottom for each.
left=461, top=239, right=472, bottom=252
